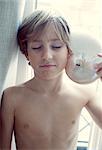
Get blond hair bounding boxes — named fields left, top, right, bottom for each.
left=17, top=10, right=70, bottom=57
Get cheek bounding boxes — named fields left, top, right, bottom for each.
left=57, top=51, right=68, bottom=66
left=28, top=54, right=39, bottom=67
left=62, top=50, right=68, bottom=62
left=30, top=57, right=40, bottom=65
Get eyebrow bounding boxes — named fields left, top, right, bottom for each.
left=32, top=39, right=62, bottom=42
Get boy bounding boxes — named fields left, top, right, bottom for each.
left=0, top=10, right=102, bottom=150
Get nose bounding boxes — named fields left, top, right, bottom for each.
left=41, top=48, right=53, bottom=61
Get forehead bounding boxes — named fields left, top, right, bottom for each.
left=41, top=23, right=61, bottom=41
left=28, top=22, right=62, bottom=42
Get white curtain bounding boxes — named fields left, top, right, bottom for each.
left=0, top=0, right=35, bottom=95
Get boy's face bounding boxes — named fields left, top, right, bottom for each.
left=27, top=23, right=68, bottom=80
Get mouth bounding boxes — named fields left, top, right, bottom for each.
left=39, top=64, right=56, bottom=68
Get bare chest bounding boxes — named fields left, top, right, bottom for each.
left=14, top=93, right=84, bottom=140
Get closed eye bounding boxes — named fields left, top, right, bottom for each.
left=32, top=46, right=42, bottom=50
left=51, top=45, right=62, bottom=49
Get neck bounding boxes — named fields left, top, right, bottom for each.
left=29, top=71, right=67, bottom=94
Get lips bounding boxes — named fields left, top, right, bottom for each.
left=39, top=64, right=56, bottom=67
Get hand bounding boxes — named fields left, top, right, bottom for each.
left=95, top=53, right=102, bottom=80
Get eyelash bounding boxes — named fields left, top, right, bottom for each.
left=51, top=46, right=62, bottom=49
left=32, top=45, right=62, bottom=51
left=32, top=47, right=42, bottom=50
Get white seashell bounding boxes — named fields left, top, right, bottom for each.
left=67, top=33, right=102, bottom=84
left=67, top=55, right=102, bottom=84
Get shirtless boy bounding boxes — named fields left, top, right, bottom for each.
left=0, top=10, right=102, bottom=150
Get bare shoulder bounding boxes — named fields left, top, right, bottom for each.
left=2, top=84, right=25, bottom=98
left=74, top=79, right=99, bottom=102
left=0, top=87, right=19, bottom=111
left=0, top=81, right=31, bottom=109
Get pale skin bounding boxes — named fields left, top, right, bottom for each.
left=0, top=24, right=102, bottom=150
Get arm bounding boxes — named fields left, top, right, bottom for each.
left=86, top=92, right=102, bottom=129
left=85, top=53, right=102, bottom=129
left=0, top=88, right=15, bottom=149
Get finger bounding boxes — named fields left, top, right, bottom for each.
left=96, top=67, right=102, bottom=73
left=97, top=53, right=102, bottom=57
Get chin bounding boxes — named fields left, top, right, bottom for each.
left=37, top=75, right=58, bottom=80
left=39, top=72, right=64, bottom=81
